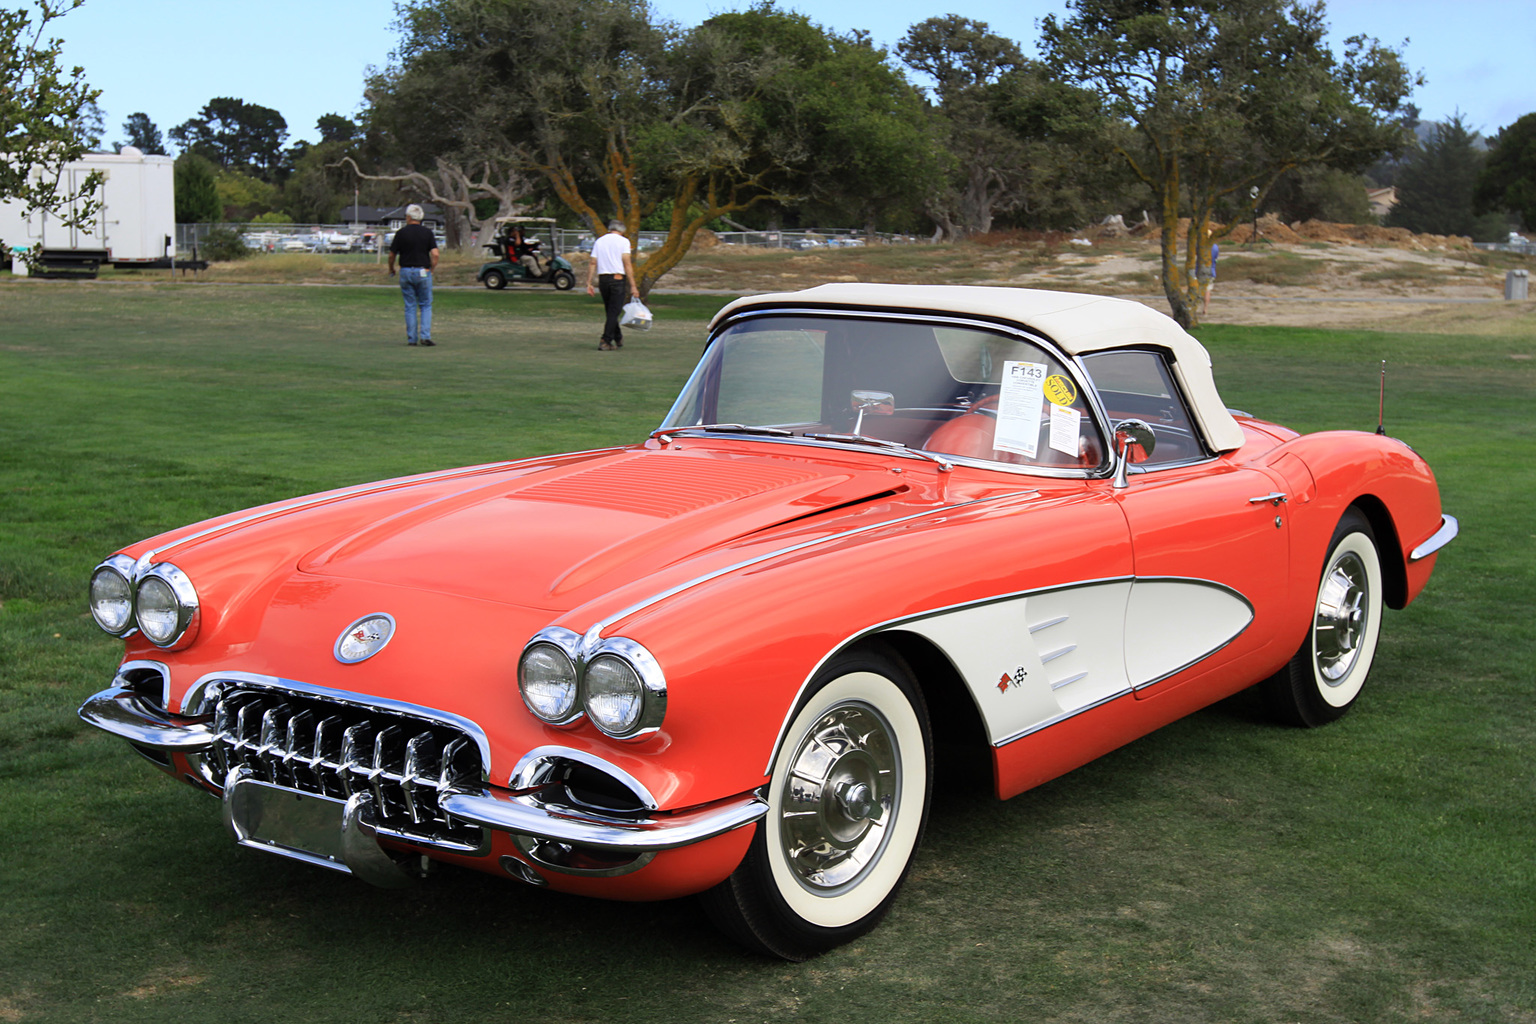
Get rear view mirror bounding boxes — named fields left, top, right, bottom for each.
left=850, top=390, right=895, bottom=434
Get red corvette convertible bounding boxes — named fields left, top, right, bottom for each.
left=80, top=285, right=1455, bottom=959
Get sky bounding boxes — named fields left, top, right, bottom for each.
left=43, top=0, right=1535, bottom=150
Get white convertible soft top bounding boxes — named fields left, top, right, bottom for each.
left=711, top=284, right=1246, bottom=453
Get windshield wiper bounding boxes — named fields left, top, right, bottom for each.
left=651, top=423, right=795, bottom=441
left=803, top=433, right=954, bottom=472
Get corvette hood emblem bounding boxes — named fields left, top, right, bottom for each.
left=335, top=613, right=396, bottom=664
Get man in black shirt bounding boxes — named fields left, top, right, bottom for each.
left=387, top=204, right=440, bottom=346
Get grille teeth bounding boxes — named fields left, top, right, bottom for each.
left=208, top=687, right=484, bottom=849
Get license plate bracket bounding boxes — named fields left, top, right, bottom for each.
left=225, top=776, right=351, bottom=874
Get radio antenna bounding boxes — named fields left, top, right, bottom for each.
left=1375, top=360, right=1387, bottom=435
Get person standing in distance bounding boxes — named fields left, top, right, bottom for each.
left=585, top=220, right=638, bottom=350
left=388, top=204, right=439, bottom=347
left=1201, top=240, right=1219, bottom=316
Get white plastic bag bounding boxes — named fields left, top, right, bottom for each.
left=620, top=299, right=654, bottom=330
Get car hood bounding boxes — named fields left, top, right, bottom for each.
left=295, top=445, right=913, bottom=613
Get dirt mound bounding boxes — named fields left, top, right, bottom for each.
left=1148, top=214, right=1301, bottom=245
left=1144, top=214, right=1471, bottom=251
left=1287, top=219, right=1473, bottom=250
left=1225, top=214, right=1300, bottom=244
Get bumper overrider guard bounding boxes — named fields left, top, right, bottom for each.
left=78, top=684, right=768, bottom=885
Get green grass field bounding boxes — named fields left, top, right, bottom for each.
left=1, top=281, right=1532, bottom=1023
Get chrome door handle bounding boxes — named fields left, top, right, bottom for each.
left=1248, top=492, right=1288, bottom=506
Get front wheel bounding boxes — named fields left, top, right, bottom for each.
left=552, top=269, right=576, bottom=291
left=1261, top=509, right=1384, bottom=727
left=701, top=647, right=931, bottom=960
left=482, top=269, right=506, bottom=290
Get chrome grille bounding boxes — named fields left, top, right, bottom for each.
left=206, top=686, right=485, bottom=850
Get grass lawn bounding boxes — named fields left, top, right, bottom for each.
left=1, top=280, right=1532, bottom=1023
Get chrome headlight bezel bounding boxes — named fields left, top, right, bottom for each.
left=582, top=638, right=667, bottom=740
left=88, top=554, right=139, bottom=637
left=516, top=629, right=667, bottom=741
left=517, top=628, right=584, bottom=726
left=134, top=562, right=200, bottom=648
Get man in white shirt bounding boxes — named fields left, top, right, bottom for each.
left=585, top=220, right=640, bottom=350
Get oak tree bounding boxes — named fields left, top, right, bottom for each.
left=372, top=0, right=929, bottom=292
left=1042, top=0, right=1415, bottom=326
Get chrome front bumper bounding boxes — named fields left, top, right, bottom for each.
left=1409, top=513, right=1459, bottom=562
left=78, top=685, right=767, bottom=870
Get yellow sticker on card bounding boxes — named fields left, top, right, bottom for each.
left=1044, top=374, right=1078, bottom=406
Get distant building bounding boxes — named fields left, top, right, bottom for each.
left=339, top=203, right=446, bottom=233
left=1367, top=187, right=1398, bottom=220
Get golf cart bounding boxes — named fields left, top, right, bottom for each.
left=477, top=216, right=576, bottom=290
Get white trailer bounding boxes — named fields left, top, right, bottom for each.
left=1, top=147, right=176, bottom=276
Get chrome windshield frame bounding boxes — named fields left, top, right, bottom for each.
left=662, top=307, right=1118, bottom=480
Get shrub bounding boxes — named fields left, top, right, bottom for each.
left=200, top=226, right=253, bottom=262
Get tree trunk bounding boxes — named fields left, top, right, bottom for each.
left=1156, top=159, right=1193, bottom=329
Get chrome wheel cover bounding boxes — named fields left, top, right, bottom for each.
left=778, top=701, right=899, bottom=895
left=1315, top=550, right=1370, bottom=684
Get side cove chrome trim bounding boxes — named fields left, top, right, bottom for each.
left=761, top=575, right=1133, bottom=776
left=1124, top=578, right=1254, bottom=694
left=580, top=489, right=1043, bottom=644
left=991, top=688, right=1134, bottom=747
left=760, top=574, right=1255, bottom=774
left=180, top=670, right=493, bottom=774
left=1409, top=514, right=1459, bottom=562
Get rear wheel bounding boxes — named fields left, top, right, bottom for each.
left=553, top=269, right=576, bottom=291
left=701, top=647, right=931, bottom=960
left=1261, top=509, right=1383, bottom=727
left=483, top=269, right=506, bottom=290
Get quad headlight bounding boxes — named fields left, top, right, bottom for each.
left=585, top=654, right=644, bottom=735
left=517, top=630, right=667, bottom=740
left=88, top=557, right=201, bottom=648
left=88, top=555, right=138, bottom=636
left=517, top=639, right=582, bottom=724
left=136, top=564, right=199, bottom=647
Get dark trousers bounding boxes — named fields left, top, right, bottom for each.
left=598, top=274, right=627, bottom=344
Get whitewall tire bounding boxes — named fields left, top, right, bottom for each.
left=1262, top=510, right=1384, bottom=727
left=702, top=646, right=931, bottom=959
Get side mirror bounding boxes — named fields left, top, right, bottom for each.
left=850, top=390, right=895, bottom=434
left=1112, top=419, right=1156, bottom=488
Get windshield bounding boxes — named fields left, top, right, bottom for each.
left=660, top=314, right=1105, bottom=471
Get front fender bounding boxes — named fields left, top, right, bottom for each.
left=1264, top=430, right=1447, bottom=611
left=584, top=485, right=1132, bottom=810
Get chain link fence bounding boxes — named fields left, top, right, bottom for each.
left=1473, top=234, right=1534, bottom=256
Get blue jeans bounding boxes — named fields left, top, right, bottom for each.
left=399, top=267, right=432, bottom=343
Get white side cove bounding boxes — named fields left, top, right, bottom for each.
left=888, top=578, right=1253, bottom=746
